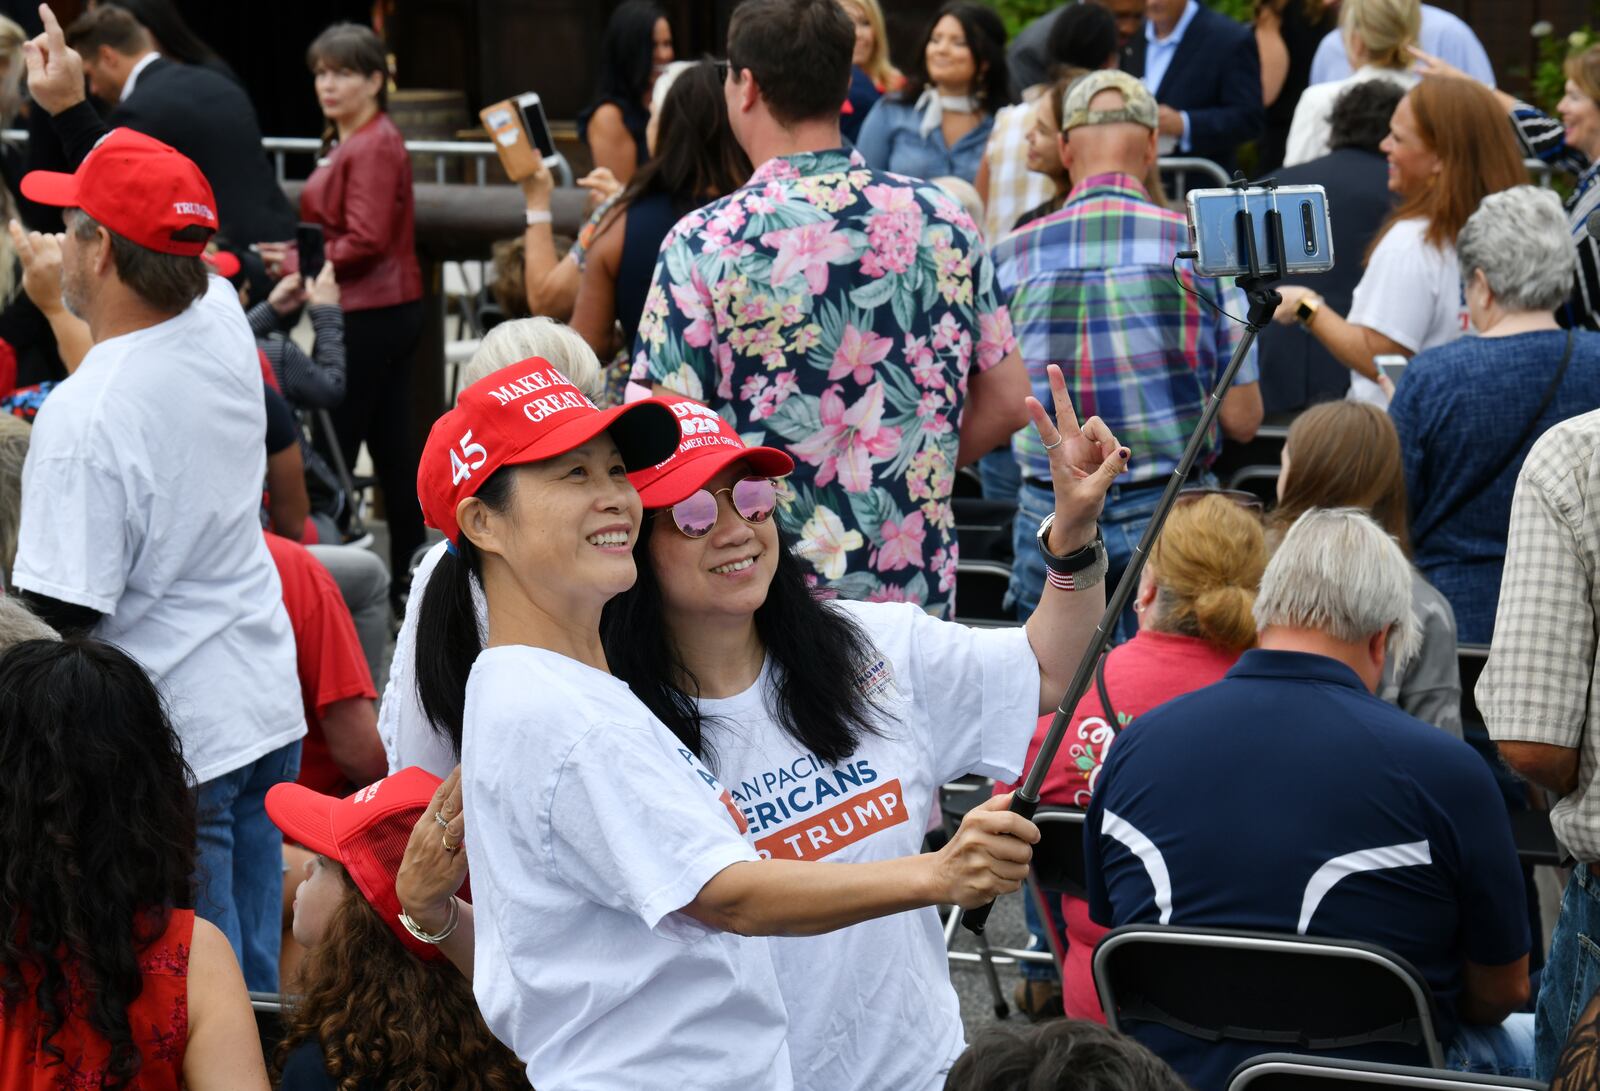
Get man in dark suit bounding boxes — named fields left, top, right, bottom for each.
left=52, top=4, right=294, bottom=246
left=1120, top=0, right=1262, bottom=174
left=1255, top=80, right=1401, bottom=415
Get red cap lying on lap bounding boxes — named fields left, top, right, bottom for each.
left=266, top=766, right=447, bottom=961
left=21, top=129, right=218, bottom=256
left=629, top=396, right=794, bottom=508
left=417, top=358, right=679, bottom=544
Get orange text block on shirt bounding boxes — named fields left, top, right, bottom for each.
left=754, top=779, right=907, bottom=861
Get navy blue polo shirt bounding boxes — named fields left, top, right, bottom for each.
left=1085, top=649, right=1528, bottom=1091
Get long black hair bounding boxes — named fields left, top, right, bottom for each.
left=592, top=0, right=665, bottom=109
left=898, top=2, right=1013, bottom=116
left=0, top=638, right=195, bottom=1089
left=597, top=60, right=752, bottom=236
left=414, top=468, right=517, bottom=756
left=602, top=519, right=885, bottom=773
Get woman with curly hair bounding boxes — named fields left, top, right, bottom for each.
left=0, top=637, right=267, bottom=1089
left=267, top=767, right=523, bottom=1090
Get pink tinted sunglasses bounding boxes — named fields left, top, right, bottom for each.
left=668, top=477, right=779, bottom=538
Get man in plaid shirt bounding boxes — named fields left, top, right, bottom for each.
left=1482, top=407, right=1600, bottom=1080
left=990, top=69, right=1261, bottom=632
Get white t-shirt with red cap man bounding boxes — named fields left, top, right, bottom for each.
left=630, top=404, right=1041, bottom=1091
left=414, top=362, right=795, bottom=1089
left=11, top=128, right=303, bottom=784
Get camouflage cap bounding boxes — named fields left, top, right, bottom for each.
left=1060, top=69, right=1158, bottom=133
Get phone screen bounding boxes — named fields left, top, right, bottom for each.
left=1376, top=354, right=1408, bottom=385
left=1186, top=185, right=1335, bottom=279
left=516, top=95, right=557, bottom=158
left=296, top=223, right=325, bottom=281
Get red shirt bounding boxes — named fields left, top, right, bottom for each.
left=263, top=533, right=377, bottom=795
left=1, top=909, right=192, bottom=1090
left=299, top=112, right=422, bottom=312
left=1000, top=629, right=1241, bottom=1022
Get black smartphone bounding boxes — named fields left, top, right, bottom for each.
left=296, top=222, right=325, bottom=281
left=515, top=92, right=558, bottom=159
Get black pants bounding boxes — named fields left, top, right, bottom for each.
left=327, top=300, right=425, bottom=593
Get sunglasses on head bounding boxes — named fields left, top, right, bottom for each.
left=1174, top=487, right=1264, bottom=513
left=667, top=477, right=779, bottom=538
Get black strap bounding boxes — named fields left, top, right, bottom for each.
left=1412, top=329, right=1574, bottom=545
left=1095, top=651, right=1119, bottom=734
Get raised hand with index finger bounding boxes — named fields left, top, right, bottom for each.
left=1028, top=362, right=1129, bottom=556
left=23, top=2, right=86, bottom=117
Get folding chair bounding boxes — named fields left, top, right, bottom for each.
left=1227, top=1053, right=1547, bottom=1090
left=953, top=495, right=1018, bottom=567
left=248, top=990, right=285, bottom=1062
left=1024, top=808, right=1088, bottom=977
left=1093, top=925, right=1447, bottom=1069
left=952, top=559, right=1017, bottom=627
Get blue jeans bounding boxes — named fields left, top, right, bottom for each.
left=978, top=447, right=1021, bottom=505
left=1536, top=863, right=1600, bottom=1079
left=194, top=740, right=300, bottom=993
left=1019, top=881, right=1068, bottom=982
left=1446, top=1013, right=1536, bottom=1077
left=1011, top=478, right=1174, bottom=637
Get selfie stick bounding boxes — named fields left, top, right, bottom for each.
left=963, top=176, right=1289, bottom=935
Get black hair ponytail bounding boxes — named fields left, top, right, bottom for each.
left=414, top=468, right=515, bottom=757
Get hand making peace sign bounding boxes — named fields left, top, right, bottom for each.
left=1027, top=363, right=1129, bottom=555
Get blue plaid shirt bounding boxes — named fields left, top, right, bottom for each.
left=990, top=173, right=1257, bottom=485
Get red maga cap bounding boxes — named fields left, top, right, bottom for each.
left=266, top=767, right=448, bottom=962
left=630, top=396, right=794, bottom=508
left=417, top=359, right=679, bottom=544
left=21, top=129, right=218, bottom=256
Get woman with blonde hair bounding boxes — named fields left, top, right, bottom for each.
left=1283, top=0, right=1420, bottom=165
left=840, top=0, right=902, bottom=142
left=1273, top=399, right=1461, bottom=735
left=1019, top=492, right=1268, bottom=1023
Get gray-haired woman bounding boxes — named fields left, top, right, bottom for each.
left=1389, top=185, right=1600, bottom=644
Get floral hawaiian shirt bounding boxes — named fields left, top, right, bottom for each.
left=631, top=148, right=1016, bottom=618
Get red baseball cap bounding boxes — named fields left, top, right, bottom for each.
left=200, top=248, right=241, bottom=280
left=630, top=396, right=794, bottom=508
left=21, top=128, right=218, bottom=256
left=417, top=359, right=679, bottom=544
left=266, top=766, right=449, bottom=962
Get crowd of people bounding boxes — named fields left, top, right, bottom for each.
left=8, top=0, right=1600, bottom=1088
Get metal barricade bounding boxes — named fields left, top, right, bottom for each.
left=1157, top=155, right=1230, bottom=191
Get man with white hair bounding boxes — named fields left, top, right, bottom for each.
left=1084, top=508, right=1533, bottom=1086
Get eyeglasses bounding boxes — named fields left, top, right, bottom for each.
left=1174, top=487, right=1264, bottom=513
left=668, top=477, right=779, bottom=538
left=713, top=58, right=733, bottom=81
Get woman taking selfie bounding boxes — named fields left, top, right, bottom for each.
left=407, top=363, right=1054, bottom=1087
left=264, top=23, right=424, bottom=594
left=397, top=358, right=1128, bottom=1088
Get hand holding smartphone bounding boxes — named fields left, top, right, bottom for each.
left=295, top=223, right=325, bottom=282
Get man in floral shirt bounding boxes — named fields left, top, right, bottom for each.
left=631, top=0, right=1029, bottom=618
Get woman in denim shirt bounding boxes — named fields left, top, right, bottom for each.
left=855, top=2, right=1012, bottom=184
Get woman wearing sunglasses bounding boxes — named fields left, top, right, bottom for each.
left=1007, top=491, right=1268, bottom=1025
left=398, top=362, right=1129, bottom=1091
left=406, top=360, right=1062, bottom=1089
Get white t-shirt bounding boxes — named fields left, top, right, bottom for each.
left=380, top=539, right=460, bottom=777
left=1347, top=217, right=1470, bottom=358
left=13, top=276, right=304, bottom=783
left=1282, top=66, right=1418, bottom=167
left=701, top=601, right=1039, bottom=1091
left=462, top=645, right=793, bottom=1090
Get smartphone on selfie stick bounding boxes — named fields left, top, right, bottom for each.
left=961, top=176, right=1333, bottom=936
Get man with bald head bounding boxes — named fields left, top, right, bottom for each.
left=990, top=70, right=1262, bottom=634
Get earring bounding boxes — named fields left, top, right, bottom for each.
left=1133, top=600, right=1146, bottom=614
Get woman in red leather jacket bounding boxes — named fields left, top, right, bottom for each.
left=272, top=23, right=424, bottom=600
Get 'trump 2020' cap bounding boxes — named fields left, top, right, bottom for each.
left=21, top=128, right=218, bottom=256
left=629, top=396, right=794, bottom=509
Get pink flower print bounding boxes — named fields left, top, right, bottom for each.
left=797, top=504, right=866, bottom=580
left=867, top=583, right=922, bottom=605
left=875, top=510, right=927, bottom=572
left=790, top=323, right=823, bottom=354
left=741, top=373, right=770, bottom=401
left=763, top=221, right=856, bottom=296
left=955, top=328, right=973, bottom=371
left=829, top=324, right=894, bottom=384
left=670, top=277, right=715, bottom=348
left=864, top=184, right=916, bottom=214
left=732, top=293, right=772, bottom=325
left=790, top=382, right=903, bottom=493
left=713, top=341, right=735, bottom=400
left=861, top=249, right=888, bottom=279
left=711, top=201, right=747, bottom=237
left=931, top=312, right=962, bottom=351
left=978, top=308, right=1016, bottom=370
left=931, top=546, right=958, bottom=593
left=772, top=372, right=799, bottom=401
left=916, top=390, right=951, bottom=435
